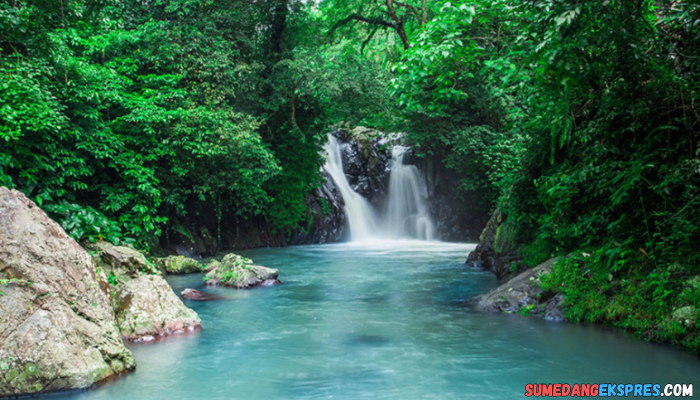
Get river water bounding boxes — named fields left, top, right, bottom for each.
left=49, top=241, right=699, bottom=400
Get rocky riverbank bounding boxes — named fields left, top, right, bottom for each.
left=466, top=209, right=565, bottom=321
left=468, top=208, right=700, bottom=352
left=0, top=188, right=135, bottom=396
left=0, top=187, right=279, bottom=397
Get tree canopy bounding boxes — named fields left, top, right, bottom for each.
left=2, top=0, right=699, bottom=348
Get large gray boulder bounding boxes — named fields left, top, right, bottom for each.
left=475, top=258, right=565, bottom=321
left=205, top=253, right=279, bottom=289
left=115, top=275, right=202, bottom=342
left=0, top=188, right=135, bottom=397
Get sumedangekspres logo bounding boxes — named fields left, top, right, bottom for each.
left=524, top=383, right=693, bottom=397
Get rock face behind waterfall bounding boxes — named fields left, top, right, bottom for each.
left=316, top=126, right=477, bottom=242
left=290, top=169, right=346, bottom=244
left=424, top=158, right=491, bottom=242
left=335, top=127, right=391, bottom=205
left=291, top=126, right=391, bottom=243
left=0, top=188, right=135, bottom=397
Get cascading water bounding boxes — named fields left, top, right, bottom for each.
left=384, top=146, right=435, bottom=240
left=322, top=135, right=435, bottom=242
left=322, top=136, right=378, bottom=241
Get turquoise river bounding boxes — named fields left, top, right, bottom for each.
left=48, top=241, right=700, bottom=399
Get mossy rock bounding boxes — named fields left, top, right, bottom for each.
left=155, top=255, right=203, bottom=275
left=475, top=258, right=564, bottom=321
left=347, top=126, right=380, bottom=143
left=205, top=253, right=278, bottom=289
left=204, top=259, right=221, bottom=273
left=494, top=218, right=518, bottom=254
left=673, top=306, right=697, bottom=328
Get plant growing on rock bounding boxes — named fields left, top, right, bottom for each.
left=205, top=254, right=279, bottom=289
left=0, top=279, right=32, bottom=296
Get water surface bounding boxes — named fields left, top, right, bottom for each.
left=49, top=241, right=700, bottom=399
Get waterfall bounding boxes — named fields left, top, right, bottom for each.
left=384, top=146, right=435, bottom=241
left=322, top=135, right=436, bottom=242
left=322, top=136, right=378, bottom=241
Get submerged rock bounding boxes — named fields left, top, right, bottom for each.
left=115, top=275, right=202, bottom=342
left=0, top=187, right=135, bottom=397
left=180, top=288, right=222, bottom=301
left=475, top=258, right=565, bottom=321
left=87, top=241, right=163, bottom=287
left=205, top=253, right=279, bottom=289
left=155, top=255, right=204, bottom=275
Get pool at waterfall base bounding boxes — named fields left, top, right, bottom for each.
left=48, top=241, right=700, bottom=400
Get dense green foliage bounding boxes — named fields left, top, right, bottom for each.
left=2, top=0, right=699, bottom=349
left=543, top=252, right=700, bottom=350
left=0, top=0, right=392, bottom=244
left=386, top=0, right=700, bottom=350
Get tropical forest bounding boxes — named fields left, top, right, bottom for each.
left=1, top=0, right=699, bottom=398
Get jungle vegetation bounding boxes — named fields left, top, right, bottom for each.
left=1, top=0, right=699, bottom=349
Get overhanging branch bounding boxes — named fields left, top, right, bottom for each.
left=330, top=13, right=396, bottom=33
left=361, top=26, right=382, bottom=53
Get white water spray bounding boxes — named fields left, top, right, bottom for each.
left=384, top=146, right=435, bottom=240
left=322, top=136, right=378, bottom=241
left=322, top=135, right=436, bottom=242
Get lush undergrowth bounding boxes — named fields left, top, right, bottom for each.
left=385, top=0, right=700, bottom=350
left=2, top=0, right=699, bottom=349
left=0, top=0, right=396, bottom=247
left=542, top=253, right=700, bottom=351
